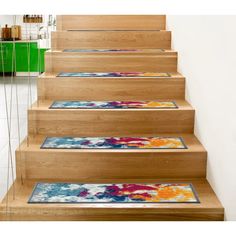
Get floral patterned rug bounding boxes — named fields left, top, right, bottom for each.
left=28, top=183, right=199, bottom=203
left=41, top=137, right=187, bottom=149
left=49, top=101, right=178, bottom=109
left=57, top=72, right=170, bottom=77
left=63, top=49, right=142, bottom=52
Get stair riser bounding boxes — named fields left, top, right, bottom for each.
left=0, top=209, right=224, bottom=221
left=38, top=78, right=185, bottom=100
left=45, top=54, right=177, bottom=73
left=28, top=109, right=194, bottom=136
left=52, top=31, right=171, bottom=50
left=57, top=15, right=166, bottom=30
left=16, top=151, right=206, bottom=180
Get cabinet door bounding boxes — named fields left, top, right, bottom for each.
left=30, top=43, right=48, bottom=72
left=29, top=42, right=40, bottom=72
left=15, top=43, right=32, bottom=72
left=15, top=42, right=47, bottom=72
left=0, top=44, right=5, bottom=70
left=1, top=42, right=47, bottom=72
left=0, top=43, right=14, bottom=72
left=39, top=48, right=47, bottom=72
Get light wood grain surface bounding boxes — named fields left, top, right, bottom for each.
left=0, top=179, right=224, bottom=221
left=51, top=31, right=171, bottom=50
left=15, top=134, right=206, bottom=180
left=28, top=100, right=194, bottom=135
left=38, top=73, right=185, bottom=101
left=56, top=15, right=166, bottom=30
left=45, top=51, right=177, bottom=73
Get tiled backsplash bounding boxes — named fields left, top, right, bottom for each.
left=0, top=15, right=56, bottom=40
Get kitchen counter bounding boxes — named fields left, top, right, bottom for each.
left=0, top=39, right=38, bottom=43
left=0, top=39, right=50, bottom=49
left=0, top=40, right=49, bottom=73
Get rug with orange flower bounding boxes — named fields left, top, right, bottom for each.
left=49, top=101, right=178, bottom=109
left=28, top=183, right=199, bottom=203
left=41, top=137, right=187, bottom=149
left=57, top=72, right=170, bottom=77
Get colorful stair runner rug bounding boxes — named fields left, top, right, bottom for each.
left=57, top=72, right=170, bottom=77
left=63, top=49, right=141, bottom=52
left=41, top=137, right=187, bottom=149
left=28, top=183, right=199, bottom=203
left=63, top=49, right=165, bottom=53
left=49, top=101, right=178, bottom=109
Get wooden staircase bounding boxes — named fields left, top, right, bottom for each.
left=0, top=15, right=224, bottom=221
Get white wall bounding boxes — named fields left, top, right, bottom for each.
left=167, top=15, right=236, bottom=220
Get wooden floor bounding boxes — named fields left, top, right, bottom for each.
left=0, top=179, right=224, bottom=221
left=0, top=15, right=224, bottom=221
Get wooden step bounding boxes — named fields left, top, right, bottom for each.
left=38, top=72, right=185, bottom=101
left=16, top=134, right=206, bottom=180
left=28, top=100, right=194, bottom=136
left=45, top=50, right=177, bottom=73
left=51, top=30, right=171, bottom=50
left=0, top=179, right=224, bottom=221
left=56, top=15, right=166, bottom=31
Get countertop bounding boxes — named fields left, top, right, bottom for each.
left=0, top=39, right=50, bottom=49
left=0, top=40, right=38, bottom=43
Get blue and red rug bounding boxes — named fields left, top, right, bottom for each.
left=49, top=101, right=178, bottom=109
left=41, top=137, right=187, bottom=149
left=63, top=49, right=164, bottom=53
left=57, top=72, right=171, bottom=77
left=28, top=183, right=199, bottom=203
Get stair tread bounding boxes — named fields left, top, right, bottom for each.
left=31, top=99, right=193, bottom=111
left=21, top=133, right=206, bottom=153
left=39, top=72, right=184, bottom=79
left=0, top=179, right=223, bottom=221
